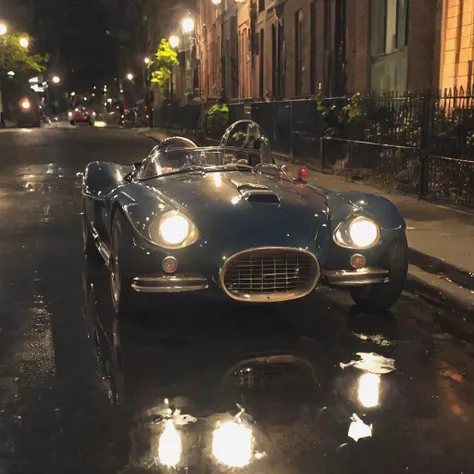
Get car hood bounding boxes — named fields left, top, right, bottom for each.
left=147, top=171, right=330, bottom=252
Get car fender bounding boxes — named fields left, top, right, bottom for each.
left=108, top=183, right=179, bottom=244
left=325, top=191, right=406, bottom=231
left=83, top=161, right=133, bottom=198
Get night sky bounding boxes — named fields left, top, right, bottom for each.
left=1, top=0, right=123, bottom=91
left=1, top=0, right=194, bottom=94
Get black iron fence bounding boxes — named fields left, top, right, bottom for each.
left=154, top=88, right=474, bottom=207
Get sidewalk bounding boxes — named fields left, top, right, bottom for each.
left=140, top=128, right=474, bottom=312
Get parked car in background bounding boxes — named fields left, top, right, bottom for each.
left=69, top=105, right=96, bottom=126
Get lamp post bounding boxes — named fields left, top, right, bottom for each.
left=181, top=17, right=195, bottom=96
left=46, top=75, right=61, bottom=116
left=168, top=36, right=181, bottom=103
left=19, top=36, right=29, bottom=49
left=0, top=22, right=7, bottom=127
left=169, top=35, right=180, bottom=49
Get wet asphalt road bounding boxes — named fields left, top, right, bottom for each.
left=0, top=126, right=474, bottom=474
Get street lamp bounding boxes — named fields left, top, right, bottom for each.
left=52, top=76, right=60, bottom=84
left=144, top=57, right=150, bottom=65
left=169, top=35, right=180, bottom=49
left=19, top=36, right=29, bottom=48
left=181, top=17, right=195, bottom=34
left=0, top=23, right=8, bottom=127
left=126, top=73, right=134, bottom=81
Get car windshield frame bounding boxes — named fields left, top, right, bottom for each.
left=135, top=146, right=273, bottom=181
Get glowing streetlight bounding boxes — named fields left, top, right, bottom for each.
left=0, top=23, right=7, bottom=36
left=144, top=57, right=150, bottom=64
left=181, top=17, right=195, bottom=34
left=19, top=36, right=29, bottom=48
left=70, top=91, right=76, bottom=97
left=52, top=76, right=60, bottom=84
left=126, top=73, right=134, bottom=81
left=169, top=35, right=180, bottom=49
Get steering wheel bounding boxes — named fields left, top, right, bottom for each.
left=228, top=150, right=252, bottom=165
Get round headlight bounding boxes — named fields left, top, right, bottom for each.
left=334, top=216, right=380, bottom=249
left=159, top=213, right=191, bottom=246
left=349, top=218, right=379, bottom=248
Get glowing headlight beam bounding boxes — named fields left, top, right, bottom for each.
left=349, top=218, right=379, bottom=249
left=212, top=421, right=253, bottom=468
left=159, top=213, right=191, bottom=246
left=358, top=373, right=380, bottom=408
left=158, top=420, right=181, bottom=467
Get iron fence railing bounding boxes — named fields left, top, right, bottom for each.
left=154, top=87, right=474, bottom=207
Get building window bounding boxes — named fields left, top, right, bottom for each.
left=294, top=9, right=303, bottom=96
left=258, top=0, right=265, bottom=13
left=370, top=0, right=409, bottom=92
left=323, top=0, right=331, bottom=51
left=277, top=20, right=285, bottom=97
left=310, top=1, right=317, bottom=94
left=272, top=24, right=277, bottom=98
left=371, top=0, right=409, bottom=56
left=259, top=28, right=264, bottom=97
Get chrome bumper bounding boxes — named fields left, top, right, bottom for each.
left=323, top=268, right=389, bottom=286
left=131, top=275, right=209, bottom=293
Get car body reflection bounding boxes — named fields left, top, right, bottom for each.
left=82, top=258, right=400, bottom=473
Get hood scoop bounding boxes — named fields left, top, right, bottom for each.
left=236, top=183, right=281, bottom=204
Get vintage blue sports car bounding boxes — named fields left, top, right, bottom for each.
left=81, top=120, right=408, bottom=316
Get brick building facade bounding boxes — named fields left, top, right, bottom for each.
left=193, top=0, right=464, bottom=100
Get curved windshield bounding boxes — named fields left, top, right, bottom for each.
left=138, top=146, right=265, bottom=180
left=221, top=120, right=273, bottom=165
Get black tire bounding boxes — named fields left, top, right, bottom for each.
left=110, top=212, right=145, bottom=318
left=350, top=235, right=408, bottom=313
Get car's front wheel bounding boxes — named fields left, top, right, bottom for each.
left=110, top=213, right=144, bottom=318
left=350, top=235, right=408, bottom=313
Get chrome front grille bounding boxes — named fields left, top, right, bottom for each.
left=220, top=247, right=319, bottom=302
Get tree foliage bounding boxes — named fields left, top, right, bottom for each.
left=150, top=39, right=179, bottom=91
left=0, top=33, right=49, bottom=72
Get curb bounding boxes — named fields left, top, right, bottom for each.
left=406, top=269, right=474, bottom=316
left=408, top=247, right=474, bottom=292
